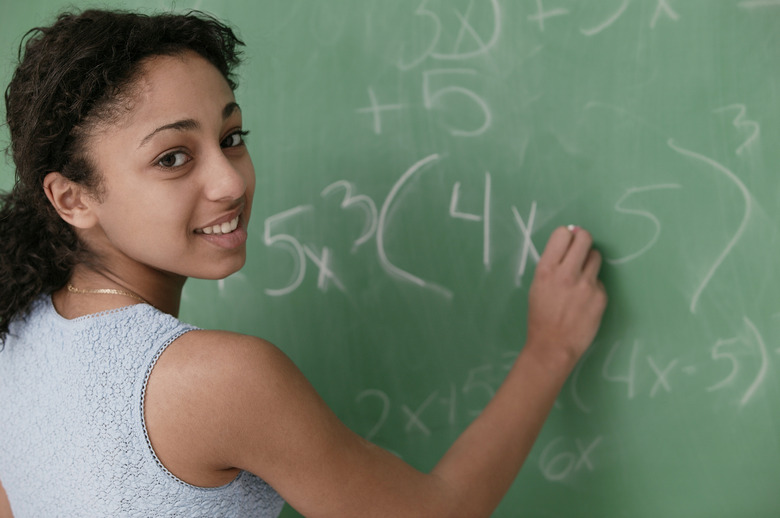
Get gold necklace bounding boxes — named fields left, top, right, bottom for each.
left=67, top=284, right=149, bottom=305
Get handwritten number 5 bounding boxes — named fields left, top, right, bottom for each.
left=397, top=0, right=441, bottom=70
left=263, top=205, right=312, bottom=296
left=423, top=69, right=492, bottom=137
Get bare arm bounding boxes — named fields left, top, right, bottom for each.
left=145, top=226, right=606, bottom=517
left=0, top=480, right=13, bottom=518
left=432, top=226, right=606, bottom=514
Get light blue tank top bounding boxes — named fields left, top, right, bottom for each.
left=0, top=295, right=285, bottom=517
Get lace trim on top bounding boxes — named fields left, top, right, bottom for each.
left=139, top=327, right=246, bottom=491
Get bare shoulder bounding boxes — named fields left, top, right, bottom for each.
left=145, top=329, right=456, bottom=516
left=164, top=328, right=283, bottom=360
left=146, top=327, right=304, bottom=423
left=144, top=329, right=307, bottom=486
left=155, top=329, right=295, bottom=381
left=148, top=329, right=301, bottom=416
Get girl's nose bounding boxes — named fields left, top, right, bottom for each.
left=204, top=152, right=247, bottom=202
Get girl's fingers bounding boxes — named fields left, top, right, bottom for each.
left=538, top=226, right=576, bottom=267
left=561, top=227, right=594, bottom=273
left=582, top=248, right=602, bottom=280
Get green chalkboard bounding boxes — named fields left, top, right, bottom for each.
left=2, top=1, right=780, bottom=516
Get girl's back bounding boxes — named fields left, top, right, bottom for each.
left=0, top=295, right=283, bottom=516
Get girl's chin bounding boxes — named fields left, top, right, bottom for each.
left=188, top=252, right=247, bottom=281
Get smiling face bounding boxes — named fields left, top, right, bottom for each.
left=80, top=51, right=255, bottom=282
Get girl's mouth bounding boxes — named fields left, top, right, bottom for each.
left=194, top=215, right=240, bottom=235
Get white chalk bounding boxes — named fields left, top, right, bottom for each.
left=567, top=224, right=576, bottom=231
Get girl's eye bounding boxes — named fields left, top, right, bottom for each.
left=221, top=130, right=249, bottom=148
left=156, top=151, right=190, bottom=169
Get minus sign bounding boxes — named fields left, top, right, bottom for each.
left=683, top=366, right=697, bottom=374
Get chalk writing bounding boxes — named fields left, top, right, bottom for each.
left=263, top=205, right=313, bottom=296
left=667, top=140, right=752, bottom=313
left=462, top=364, right=497, bottom=416
left=377, top=153, right=453, bottom=298
left=225, top=4, right=780, bottom=511
left=302, top=245, right=345, bottom=293
left=529, top=0, right=682, bottom=34
left=539, top=436, right=604, bottom=482
left=397, top=0, right=501, bottom=69
left=714, top=104, right=760, bottom=155
left=651, top=0, right=681, bottom=28
left=570, top=347, right=596, bottom=413
left=449, top=172, right=492, bottom=270
left=321, top=180, right=378, bottom=252
left=397, top=0, right=440, bottom=70
left=607, top=184, right=682, bottom=265
left=354, top=349, right=516, bottom=441
left=705, top=317, right=770, bottom=406
left=647, top=357, right=678, bottom=397
left=422, top=68, right=492, bottom=137
left=580, top=0, right=630, bottom=37
left=739, top=317, right=768, bottom=406
left=602, top=340, right=640, bottom=400
left=402, top=391, right=440, bottom=436
left=352, top=313, right=773, bottom=480
left=527, top=0, right=569, bottom=32
left=563, top=319, right=772, bottom=411
left=262, top=156, right=547, bottom=297
left=512, top=202, right=541, bottom=287
left=356, top=87, right=405, bottom=135
left=431, top=0, right=501, bottom=61
left=355, top=389, right=391, bottom=441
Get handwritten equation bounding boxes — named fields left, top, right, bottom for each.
left=262, top=153, right=542, bottom=300
left=352, top=315, right=776, bottom=482
left=248, top=0, right=780, bottom=490
left=261, top=139, right=754, bottom=315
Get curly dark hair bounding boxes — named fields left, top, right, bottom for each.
left=0, top=9, right=244, bottom=345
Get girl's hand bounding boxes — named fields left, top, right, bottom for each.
left=525, top=226, right=607, bottom=368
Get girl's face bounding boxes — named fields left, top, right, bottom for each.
left=84, top=51, right=255, bottom=281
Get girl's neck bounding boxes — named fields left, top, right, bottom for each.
left=61, top=265, right=186, bottom=318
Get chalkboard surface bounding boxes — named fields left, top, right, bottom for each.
left=2, top=1, right=780, bottom=517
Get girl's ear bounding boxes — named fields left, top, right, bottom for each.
left=42, top=172, right=99, bottom=229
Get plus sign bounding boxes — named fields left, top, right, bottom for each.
left=355, top=87, right=404, bottom=135
left=527, top=0, right=569, bottom=32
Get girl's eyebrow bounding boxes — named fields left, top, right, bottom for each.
left=138, top=119, right=199, bottom=148
left=223, top=101, right=241, bottom=119
left=138, top=102, right=242, bottom=148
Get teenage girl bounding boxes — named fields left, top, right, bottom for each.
left=0, top=10, right=606, bottom=517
